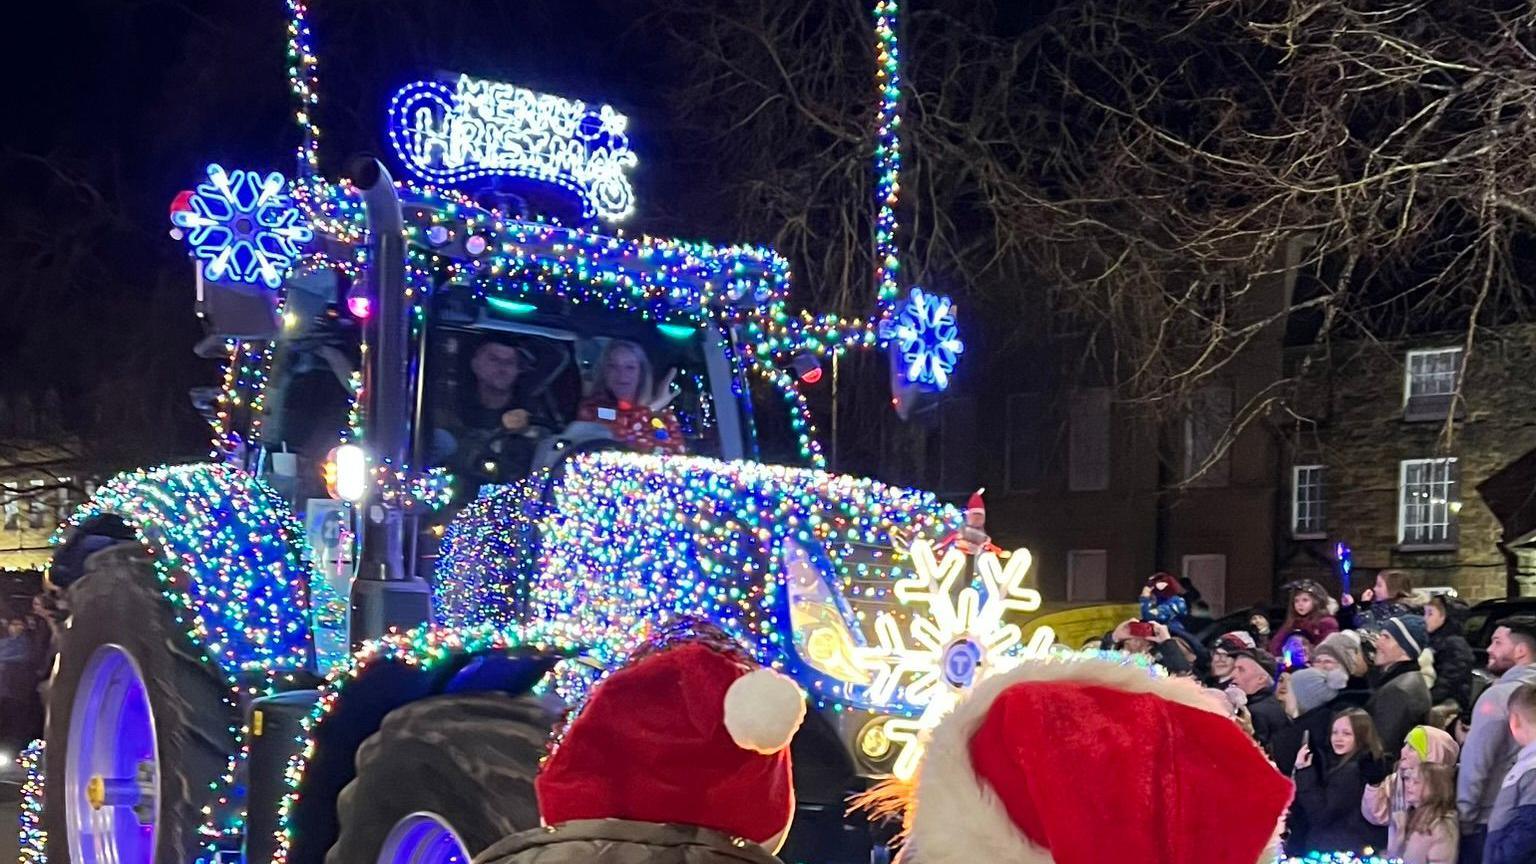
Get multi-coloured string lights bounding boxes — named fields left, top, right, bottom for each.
left=17, top=740, right=45, bottom=864
left=437, top=452, right=962, bottom=710
left=54, top=464, right=315, bottom=674
left=269, top=622, right=587, bottom=864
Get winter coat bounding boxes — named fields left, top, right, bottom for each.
left=1428, top=628, right=1475, bottom=712
left=1387, top=813, right=1459, bottom=864
left=1458, top=664, right=1536, bottom=828
left=1294, top=755, right=1388, bottom=855
left=1484, top=743, right=1536, bottom=864
left=1364, top=726, right=1462, bottom=853
left=1339, top=599, right=1420, bottom=632
left=1269, top=616, right=1341, bottom=658
left=1367, top=662, right=1432, bottom=758
left=1273, top=702, right=1340, bottom=787
left=1246, top=688, right=1291, bottom=758
left=476, top=819, right=787, bottom=864
left=1334, top=675, right=1373, bottom=711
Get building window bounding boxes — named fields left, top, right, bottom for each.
left=1182, top=554, right=1228, bottom=616
left=1067, top=550, right=1108, bottom=602
left=1403, top=347, right=1463, bottom=421
left=1068, top=389, right=1110, bottom=491
left=1292, top=465, right=1326, bottom=537
left=1005, top=393, right=1043, bottom=492
left=1184, top=387, right=1232, bottom=487
left=936, top=395, right=978, bottom=495
left=27, top=479, right=47, bottom=529
left=1399, top=457, right=1459, bottom=547
left=56, top=476, right=73, bottom=522
left=1, top=482, right=18, bottom=530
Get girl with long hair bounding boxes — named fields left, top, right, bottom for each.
left=1269, top=579, right=1341, bottom=659
left=1388, top=762, right=1460, bottom=863
left=576, top=339, right=686, bottom=455
left=1293, top=708, right=1388, bottom=854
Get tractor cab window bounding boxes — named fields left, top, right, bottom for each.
left=422, top=308, right=742, bottom=496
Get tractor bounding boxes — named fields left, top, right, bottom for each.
left=25, top=3, right=1088, bottom=864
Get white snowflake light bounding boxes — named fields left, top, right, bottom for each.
left=884, top=287, right=964, bottom=391
left=854, top=538, right=1054, bottom=779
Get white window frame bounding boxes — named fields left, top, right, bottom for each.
left=1398, top=457, right=1459, bottom=548
left=1, top=481, right=19, bottom=530
left=1291, top=464, right=1326, bottom=538
left=1404, top=347, right=1463, bottom=403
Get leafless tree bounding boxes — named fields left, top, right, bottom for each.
left=660, top=0, right=1536, bottom=476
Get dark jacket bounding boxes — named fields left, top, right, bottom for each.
left=1367, top=662, right=1432, bottom=759
left=1338, top=599, right=1419, bottom=632
left=1334, top=675, right=1373, bottom=711
left=1293, top=755, right=1388, bottom=854
left=477, top=819, right=787, bottom=864
left=1272, top=701, right=1339, bottom=783
left=1428, top=627, right=1475, bottom=711
left=1247, top=688, right=1291, bottom=757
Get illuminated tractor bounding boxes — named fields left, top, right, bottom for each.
left=22, top=5, right=1084, bottom=864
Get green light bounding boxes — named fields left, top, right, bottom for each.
left=657, top=322, right=697, bottom=340
left=486, top=296, right=538, bottom=317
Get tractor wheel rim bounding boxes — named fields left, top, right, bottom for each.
left=66, top=644, right=159, bottom=864
left=378, top=812, right=471, bottom=864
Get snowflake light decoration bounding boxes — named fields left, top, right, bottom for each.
left=854, top=538, right=1053, bottom=779
left=170, top=163, right=313, bottom=289
left=882, top=287, right=964, bottom=391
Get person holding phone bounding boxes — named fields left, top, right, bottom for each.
left=1293, top=708, right=1389, bottom=854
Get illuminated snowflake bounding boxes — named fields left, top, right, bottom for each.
left=883, top=287, right=964, bottom=391
left=171, top=163, right=313, bottom=289
left=853, top=538, right=1053, bottom=779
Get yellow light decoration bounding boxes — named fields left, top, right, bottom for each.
left=853, top=538, right=1055, bottom=780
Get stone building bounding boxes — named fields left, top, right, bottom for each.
left=1275, top=325, right=1536, bottom=600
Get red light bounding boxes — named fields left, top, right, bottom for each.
left=800, top=367, right=823, bottom=384
left=347, top=294, right=373, bottom=319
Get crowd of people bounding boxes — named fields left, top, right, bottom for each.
left=1099, top=569, right=1536, bottom=863
left=0, top=590, right=64, bottom=753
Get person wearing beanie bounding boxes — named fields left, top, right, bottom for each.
left=1231, top=648, right=1291, bottom=759
left=1269, top=579, right=1341, bottom=659
left=1207, top=630, right=1257, bottom=688
left=1139, top=571, right=1189, bottom=625
left=1364, top=725, right=1462, bottom=855
left=895, top=655, right=1294, bottom=864
left=1291, top=707, right=1389, bottom=855
left=1313, top=631, right=1374, bottom=709
left=477, top=624, right=808, bottom=864
left=1273, top=667, right=1350, bottom=784
left=1366, top=615, right=1434, bottom=758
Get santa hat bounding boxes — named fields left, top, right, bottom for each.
left=903, top=657, right=1293, bottom=864
left=536, top=639, right=807, bottom=849
left=1146, top=570, right=1185, bottom=599
left=966, top=488, right=987, bottom=515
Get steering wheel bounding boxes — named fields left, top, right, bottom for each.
left=462, top=423, right=553, bottom=485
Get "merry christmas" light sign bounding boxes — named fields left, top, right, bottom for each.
left=388, top=73, right=638, bottom=221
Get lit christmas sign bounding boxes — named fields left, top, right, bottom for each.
left=388, top=74, right=639, bottom=222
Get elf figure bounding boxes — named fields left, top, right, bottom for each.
left=890, top=656, right=1294, bottom=864
left=478, top=622, right=808, bottom=864
left=1139, top=571, right=1188, bottom=624
left=935, top=489, right=1003, bottom=556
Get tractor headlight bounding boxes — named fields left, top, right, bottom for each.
left=330, top=444, right=369, bottom=502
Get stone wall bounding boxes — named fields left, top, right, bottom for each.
left=1278, top=325, right=1536, bottom=600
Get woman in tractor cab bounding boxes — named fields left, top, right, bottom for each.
left=578, top=339, right=687, bottom=456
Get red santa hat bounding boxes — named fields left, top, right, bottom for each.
left=902, top=657, right=1292, bottom=864
left=536, top=638, right=807, bottom=850
left=966, top=488, right=986, bottom=515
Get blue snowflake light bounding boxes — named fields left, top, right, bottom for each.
left=884, top=287, right=964, bottom=391
left=171, top=163, right=313, bottom=289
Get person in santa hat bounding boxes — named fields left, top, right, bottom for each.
left=895, top=655, right=1295, bottom=864
left=934, top=489, right=1003, bottom=556
left=477, top=621, right=809, bottom=864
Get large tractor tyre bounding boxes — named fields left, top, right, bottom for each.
left=326, top=691, right=556, bottom=864
left=44, top=541, right=240, bottom=864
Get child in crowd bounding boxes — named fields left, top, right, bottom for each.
left=1341, top=568, right=1421, bottom=631
left=1389, top=762, right=1460, bottom=864
left=1484, top=682, right=1536, bottom=864
left=1139, top=571, right=1187, bottom=624
left=1270, top=579, right=1340, bottom=658
left=1293, top=708, right=1387, bottom=854
left=1365, top=726, right=1461, bottom=855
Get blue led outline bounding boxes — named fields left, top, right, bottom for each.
left=885, top=287, right=964, bottom=391
left=171, top=163, right=313, bottom=289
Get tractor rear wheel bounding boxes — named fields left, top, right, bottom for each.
left=325, top=691, right=556, bottom=864
left=44, top=541, right=240, bottom=864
